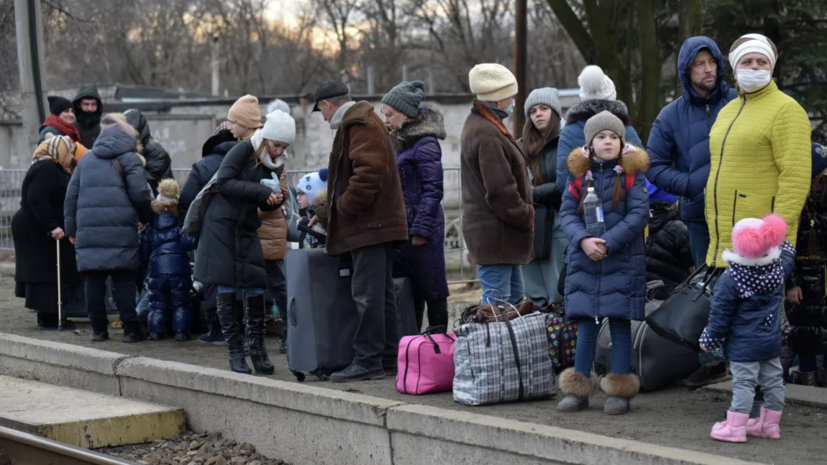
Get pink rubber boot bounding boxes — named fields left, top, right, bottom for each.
left=710, top=410, right=749, bottom=443
left=746, top=407, right=782, bottom=439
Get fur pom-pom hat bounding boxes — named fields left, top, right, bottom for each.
left=578, top=65, right=617, bottom=102
left=156, top=179, right=180, bottom=203
left=727, top=214, right=788, bottom=262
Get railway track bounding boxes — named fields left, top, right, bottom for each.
left=0, top=426, right=136, bottom=465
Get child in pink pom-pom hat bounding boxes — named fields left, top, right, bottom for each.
left=700, top=213, right=797, bottom=443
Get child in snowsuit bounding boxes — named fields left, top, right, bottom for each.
left=556, top=111, right=649, bottom=415
left=295, top=169, right=328, bottom=249
left=140, top=179, right=197, bottom=341
left=784, top=153, right=827, bottom=387
left=700, top=214, right=796, bottom=443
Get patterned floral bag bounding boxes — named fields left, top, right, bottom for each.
left=546, top=305, right=578, bottom=374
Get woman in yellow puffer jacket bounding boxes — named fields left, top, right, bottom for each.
left=705, top=34, right=812, bottom=268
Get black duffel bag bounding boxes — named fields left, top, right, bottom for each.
left=645, top=265, right=722, bottom=353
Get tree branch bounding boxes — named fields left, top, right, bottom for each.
left=544, top=0, right=595, bottom=62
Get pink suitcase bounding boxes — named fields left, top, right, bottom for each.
left=396, top=331, right=456, bottom=395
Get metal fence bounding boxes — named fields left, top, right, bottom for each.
left=0, top=167, right=477, bottom=284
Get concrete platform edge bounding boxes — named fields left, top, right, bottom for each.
left=0, top=333, right=768, bottom=465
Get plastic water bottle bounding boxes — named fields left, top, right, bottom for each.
left=584, top=187, right=605, bottom=237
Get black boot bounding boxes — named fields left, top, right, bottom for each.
left=426, top=299, right=449, bottom=330
left=217, top=292, right=251, bottom=374
left=246, top=294, right=274, bottom=375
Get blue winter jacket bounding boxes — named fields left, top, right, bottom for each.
left=64, top=129, right=152, bottom=272
left=703, top=244, right=796, bottom=362
left=647, top=36, right=737, bottom=223
left=560, top=147, right=650, bottom=321
left=556, top=100, right=643, bottom=193
left=140, top=210, right=197, bottom=277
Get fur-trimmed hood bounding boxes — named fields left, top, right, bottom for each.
left=392, top=106, right=447, bottom=153
left=565, top=99, right=632, bottom=126
left=566, top=145, right=649, bottom=178
left=151, top=199, right=178, bottom=217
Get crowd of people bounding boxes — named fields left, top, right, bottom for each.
left=9, top=30, right=827, bottom=441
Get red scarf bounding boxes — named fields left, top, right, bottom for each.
left=43, top=114, right=82, bottom=144
left=474, top=99, right=519, bottom=147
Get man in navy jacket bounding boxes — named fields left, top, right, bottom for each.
left=647, top=36, right=737, bottom=388
left=647, top=36, right=737, bottom=270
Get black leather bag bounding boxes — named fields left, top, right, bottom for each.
left=533, top=204, right=554, bottom=260
left=645, top=266, right=722, bottom=353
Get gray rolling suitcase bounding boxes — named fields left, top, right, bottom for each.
left=394, top=277, right=418, bottom=337
left=593, top=282, right=701, bottom=390
left=286, top=249, right=359, bottom=382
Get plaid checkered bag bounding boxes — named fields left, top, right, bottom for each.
left=453, top=306, right=555, bottom=406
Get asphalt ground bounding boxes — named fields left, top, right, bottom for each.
left=1, top=275, right=825, bottom=464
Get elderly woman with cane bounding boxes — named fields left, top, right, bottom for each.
left=12, top=134, right=83, bottom=330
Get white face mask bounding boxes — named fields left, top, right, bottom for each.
left=736, top=69, right=772, bottom=94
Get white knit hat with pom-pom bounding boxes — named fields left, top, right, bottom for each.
left=578, top=65, right=617, bottom=102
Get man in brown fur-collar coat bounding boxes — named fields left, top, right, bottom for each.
left=461, top=64, right=535, bottom=304
left=311, top=80, right=408, bottom=382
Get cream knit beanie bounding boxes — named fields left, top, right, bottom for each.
left=228, top=94, right=263, bottom=129
left=469, top=64, right=518, bottom=102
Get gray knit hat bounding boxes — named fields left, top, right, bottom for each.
left=381, top=81, right=425, bottom=118
left=524, top=88, right=561, bottom=119
left=584, top=111, right=626, bottom=147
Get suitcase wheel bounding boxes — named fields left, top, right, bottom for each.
left=291, top=370, right=306, bottom=382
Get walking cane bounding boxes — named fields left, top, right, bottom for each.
left=56, top=239, right=63, bottom=331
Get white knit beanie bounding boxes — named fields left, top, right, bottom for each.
left=469, top=64, right=518, bottom=102
left=261, top=110, right=296, bottom=145
left=578, top=65, right=617, bottom=101
left=729, top=33, right=777, bottom=70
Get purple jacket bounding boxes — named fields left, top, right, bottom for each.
left=392, top=107, right=450, bottom=301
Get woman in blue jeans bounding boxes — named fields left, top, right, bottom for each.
left=555, top=111, right=649, bottom=415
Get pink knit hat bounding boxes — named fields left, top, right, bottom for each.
left=731, top=214, right=787, bottom=259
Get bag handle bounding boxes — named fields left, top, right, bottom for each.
left=495, top=303, right=525, bottom=400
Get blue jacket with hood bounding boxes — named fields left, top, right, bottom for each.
left=646, top=36, right=737, bottom=223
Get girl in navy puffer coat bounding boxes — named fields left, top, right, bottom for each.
left=699, top=214, right=796, bottom=443
left=556, top=111, right=649, bottom=416
left=140, top=179, right=197, bottom=341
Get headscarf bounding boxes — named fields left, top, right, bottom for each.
left=729, top=34, right=778, bottom=70
left=32, top=134, right=74, bottom=174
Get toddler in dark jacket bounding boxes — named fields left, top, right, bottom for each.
left=140, top=179, right=197, bottom=341
left=645, top=180, right=693, bottom=299
left=700, top=214, right=796, bottom=443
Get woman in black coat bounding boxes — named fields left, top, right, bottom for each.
left=12, top=135, right=82, bottom=329
left=194, top=110, right=295, bottom=375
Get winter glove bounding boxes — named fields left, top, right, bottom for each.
left=260, top=172, right=280, bottom=191
left=533, top=183, right=562, bottom=211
